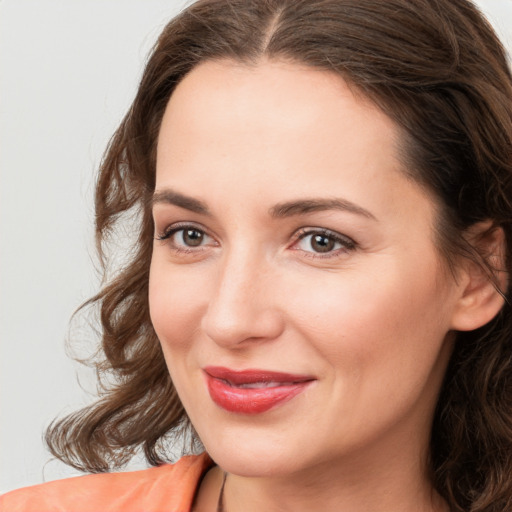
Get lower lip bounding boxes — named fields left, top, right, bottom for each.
left=205, top=374, right=311, bottom=414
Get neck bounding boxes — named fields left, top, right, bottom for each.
left=221, top=467, right=446, bottom=512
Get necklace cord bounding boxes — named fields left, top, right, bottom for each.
left=216, top=471, right=228, bottom=512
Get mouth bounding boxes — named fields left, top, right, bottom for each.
left=203, top=366, right=316, bottom=414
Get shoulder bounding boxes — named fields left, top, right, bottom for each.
left=0, top=453, right=213, bottom=512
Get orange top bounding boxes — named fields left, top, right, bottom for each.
left=0, top=453, right=213, bottom=512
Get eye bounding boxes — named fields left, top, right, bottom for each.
left=293, top=228, right=356, bottom=256
left=155, top=224, right=215, bottom=251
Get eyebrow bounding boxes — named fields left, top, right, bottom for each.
left=152, top=189, right=211, bottom=215
left=269, top=198, right=377, bottom=220
left=152, top=188, right=376, bottom=221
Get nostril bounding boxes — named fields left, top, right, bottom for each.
left=201, top=300, right=284, bottom=348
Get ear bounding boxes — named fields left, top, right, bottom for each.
left=450, top=223, right=508, bottom=332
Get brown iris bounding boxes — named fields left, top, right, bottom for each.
left=182, top=229, right=204, bottom=246
left=310, top=234, right=335, bottom=253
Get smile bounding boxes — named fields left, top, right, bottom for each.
left=203, top=366, right=315, bottom=414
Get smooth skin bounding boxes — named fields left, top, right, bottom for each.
left=149, top=59, right=505, bottom=512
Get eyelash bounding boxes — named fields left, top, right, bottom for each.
left=155, top=223, right=357, bottom=259
left=293, top=228, right=357, bottom=259
left=155, top=222, right=214, bottom=254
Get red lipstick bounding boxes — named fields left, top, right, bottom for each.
left=203, top=366, right=315, bottom=414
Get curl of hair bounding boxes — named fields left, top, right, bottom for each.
left=46, top=1, right=512, bottom=510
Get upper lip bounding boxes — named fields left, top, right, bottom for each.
left=203, top=366, right=316, bottom=385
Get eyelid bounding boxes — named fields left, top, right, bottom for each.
left=155, top=221, right=208, bottom=240
left=291, top=227, right=357, bottom=257
left=155, top=222, right=218, bottom=253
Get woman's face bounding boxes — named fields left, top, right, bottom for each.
left=149, top=60, right=465, bottom=477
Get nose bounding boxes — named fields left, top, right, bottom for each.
left=201, top=249, right=285, bottom=348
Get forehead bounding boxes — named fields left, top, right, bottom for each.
left=159, top=59, right=385, bottom=135
left=162, top=59, right=376, bottom=128
left=154, top=59, right=437, bottom=231
left=158, top=60, right=399, bottom=182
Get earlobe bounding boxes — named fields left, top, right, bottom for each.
left=450, top=224, right=508, bottom=332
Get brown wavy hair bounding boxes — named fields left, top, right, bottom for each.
left=45, top=0, right=512, bottom=510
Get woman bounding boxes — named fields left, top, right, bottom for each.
left=2, top=0, right=512, bottom=510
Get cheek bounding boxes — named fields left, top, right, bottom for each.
left=148, top=259, right=208, bottom=352
left=285, top=260, right=455, bottom=437
left=285, top=259, right=453, bottom=377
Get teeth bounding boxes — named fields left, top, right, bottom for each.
left=234, top=381, right=292, bottom=389
left=218, top=378, right=302, bottom=388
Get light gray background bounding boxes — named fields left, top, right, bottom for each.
left=1, top=0, right=511, bottom=494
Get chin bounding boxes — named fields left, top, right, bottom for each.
left=208, top=448, right=300, bottom=478
left=197, top=424, right=314, bottom=477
